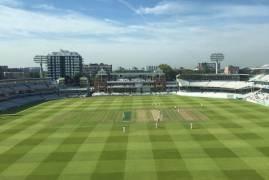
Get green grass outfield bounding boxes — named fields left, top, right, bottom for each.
left=0, top=95, right=269, bottom=180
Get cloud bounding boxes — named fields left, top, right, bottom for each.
left=0, top=4, right=127, bottom=38
left=136, top=1, right=187, bottom=15
left=34, top=4, right=59, bottom=11
left=0, top=1, right=269, bottom=42
left=136, top=1, right=269, bottom=18
left=116, top=0, right=145, bottom=19
left=213, top=5, right=269, bottom=18
left=117, top=0, right=137, bottom=13
left=0, top=1, right=269, bottom=68
left=0, top=0, right=21, bottom=7
left=1, top=2, right=269, bottom=43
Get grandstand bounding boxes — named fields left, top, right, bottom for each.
left=58, top=87, right=90, bottom=97
left=245, top=90, right=269, bottom=106
left=249, top=74, right=269, bottom=91
left=0, top=78, right=59, bottom=111
left=177, top=74, right=253, bottom=95
left=252, top=64, right=269, bottom=74
left=94, top=68, right=166, bottom=93
left=176, top=69, right=269, bottom=106
left=244, top=65, right=269, bottom=105
left=178, top=80, right=253, bottom=91
left=250, top=74, right=269, bottom=82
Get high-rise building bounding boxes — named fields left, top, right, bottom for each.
left=34, top=50, right=83, bottom=80
left=47, top=50, right=83, bottom=80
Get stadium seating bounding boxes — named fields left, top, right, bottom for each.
left=249, top=74, right=269, bottom=90
left=178, top=80, right=253, bottom=90
left=177, top=91, right=244, bottom=99
left=0, top=79, right=59, bottom=111
left=245, top=91, right=269, bottom=106
left=250, top=74, right=269, bottom=82
left=177, top=73, right=269, bottom=106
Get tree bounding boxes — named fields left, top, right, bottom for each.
left=180, top=68, right=200, bottom=75
left=158, top=64, right=177, bottom=81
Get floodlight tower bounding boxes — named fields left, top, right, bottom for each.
left=210, top=53, right=224, bottom=74
left=34, top=55, right=47, bottom=78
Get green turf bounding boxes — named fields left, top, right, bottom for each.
left=0, top=95, right=269, bottom=180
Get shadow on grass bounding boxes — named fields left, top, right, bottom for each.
left=0, top=100, right=45, bottom=116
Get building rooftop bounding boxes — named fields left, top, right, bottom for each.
left=261, top=64, right=269, bottom=69
left=252, top=64, right=269, bottom=70
left=48, top=49, right=81, bottom=57
left=96, top=68, right=108, bottom=76
left=111, top=68, right=164, bottom=76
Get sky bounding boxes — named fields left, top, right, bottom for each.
left=0, top=0, right=269, bottom=69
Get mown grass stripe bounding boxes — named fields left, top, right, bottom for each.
left=0, top=99, right=86, bottom=154
left=0, top=100, right=72, bottom=136
left=0, top=127, right=60, bottom=173
left=146, top=122, right=192, bottom=180
left=0, top=95, right=268, bottom=179
left=90, top=123, right=129, bottom=180
left=25, top=124, right=97, bottom=179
